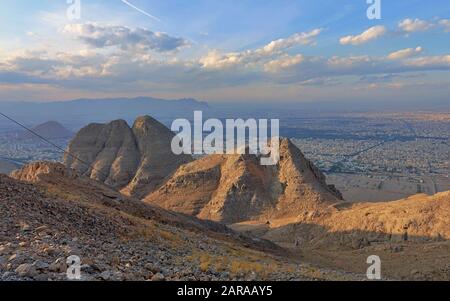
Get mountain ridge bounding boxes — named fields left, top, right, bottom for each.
left=64, top=116, right=192, bottom=199
left=0, top=97, right=211, bottom=130
left=145, top=138, right=344, bottom=224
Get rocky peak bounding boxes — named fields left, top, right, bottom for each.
left=64, top=116, right=192, bottom=198
left=146, top=138, right=344, bottom=224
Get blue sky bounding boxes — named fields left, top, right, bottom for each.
left=0, top=0, right=449, bottom=104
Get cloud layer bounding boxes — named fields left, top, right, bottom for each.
left=63, top=23, right=188, bottom=52
left=440, top=19, right=450, bottom=32
left=387, top=47, right=423, bottom=60
left=199, top=29, right=322, bottom=69
left=1, top=17, right=450, bottom=102
left=340, top=26, right=386, bottom=45
left=398, top=18, right=433, bottom=33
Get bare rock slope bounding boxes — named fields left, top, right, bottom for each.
left=64, top=116, right=192, bottom=198
left=258, top=191, right=450, bottom=248
left=1, top=162, right=361, bottom=281
left=229, top=191, right=450, bottom=280
left=145, top=139, right=343, bottom=224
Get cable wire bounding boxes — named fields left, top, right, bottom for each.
left=0, top=111, right=109, bottom=179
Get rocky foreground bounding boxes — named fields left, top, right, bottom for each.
left=0, top=163, right=362, bottom=281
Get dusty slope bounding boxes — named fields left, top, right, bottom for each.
left=230, top=192, right=450, bottom=280
left=145, top=138, right=343, bottom=224
left=2, top=162, right=361, bottom=281
left=257, top=191, right=450, bottom=248
left=64, top=116, right=192, bottom=198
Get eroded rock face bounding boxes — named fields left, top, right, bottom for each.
left=11, top=161, right=79, bottom=183
left=64, top=116, right=192, bottom=197
left=272, top=138, right=344, bottom=219
left=120, top=116, right=193, bottom=198
left=145, top=138, right=344, bottom=224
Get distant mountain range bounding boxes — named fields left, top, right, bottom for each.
left=0, top=97, right=211, bottom=130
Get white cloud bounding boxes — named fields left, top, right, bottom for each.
left=404, top=55, right=450, bottom=68
left=264, top=54, right=304, bottom=72
left=398, top=18, right=433, bottom=33
left=63, top=23, right=188, bottom=52
left=261, top=29, right=322, bottom=54
left=199, top=50, right=243, bottom=69
left=328, top=55, right=372, bottom=67
left=199, top=29, right=322, bottom=69
left=339, top=26, right=386, bottom=45
left=387, top=47, right=423, bottom=60
left=439, top=19, right=450, bottom=32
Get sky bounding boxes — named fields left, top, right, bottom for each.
left=0, top=0, right=449, bottom=104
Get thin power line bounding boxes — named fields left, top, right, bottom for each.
left=0, top=111, right=109, bottom=179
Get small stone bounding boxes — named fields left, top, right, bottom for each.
left=15, top=263, right=38, bottom=278
left=99, top=271, right=112, bottom=281
left=20, top=223, right=31, bottom=232
left=220, top=272, right=230, bottom=279
left=151, top=273, right=165, bottom=281
left=247, top=271, right=257, bottom=281
left=33, top=274, right=50, bottom=281
left=49, top=258, right=67, bottom=273
left=33, top=260, right=50, bottom=271
left=44, top=247, right=58, bottom=257
left=0, top=246, right=10, bottom=255
left=79, top=264, right=90, bottom=273
left=35, top=226, right=48, bottom=233
left=145, top=263, right=161, bottom=273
